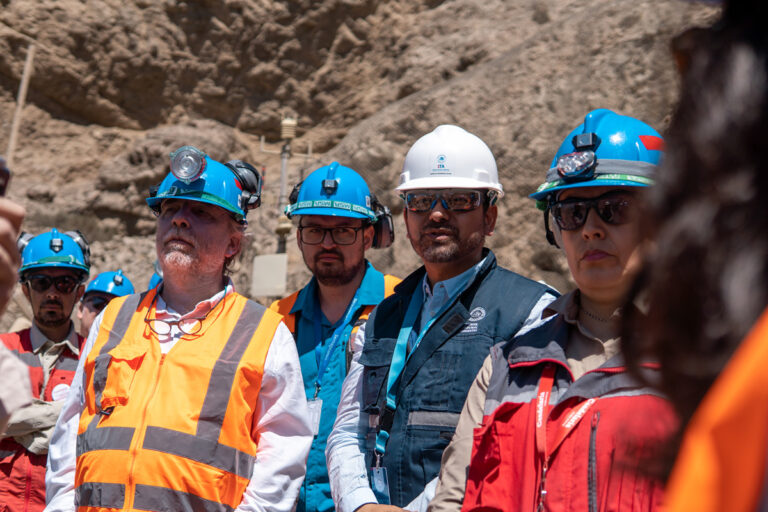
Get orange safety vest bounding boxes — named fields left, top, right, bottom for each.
left=665, top=307, right=768, bottom=512
left=74, top=288, right=283, bottom=511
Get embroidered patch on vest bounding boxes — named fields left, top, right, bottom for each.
left=442, top=313, right=466, bottom=334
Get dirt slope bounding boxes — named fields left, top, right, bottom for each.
left=0, top=0, right=718, bottom=329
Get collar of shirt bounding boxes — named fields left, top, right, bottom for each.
left=154, top=277, right=235, bottom=324
left=419, top=254, right=488, bottom=325
left=289, top=260, right=386, bottom=326
left=30, top=322, right=80, bottom=356
left=543, top=289, right=622, bottom=340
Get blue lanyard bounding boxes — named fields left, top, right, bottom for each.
left=312, top=291, right=361, bottom=399
left=374, top=272, right=478, bottom=457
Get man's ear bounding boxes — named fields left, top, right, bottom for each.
left=75, top=284, right=85, bottom=303
left=21, top=282, right=30, bottom=302
left=484, top=205, right=498, bottom=236
left=362, top=224, right=374, bottom=251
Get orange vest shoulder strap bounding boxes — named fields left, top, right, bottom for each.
left=383, top=274, right=401, bottom=297
left=269, top=291, right=299, bottom=334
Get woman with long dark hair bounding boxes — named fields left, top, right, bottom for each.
left=621, top=1, right=768, bottom=509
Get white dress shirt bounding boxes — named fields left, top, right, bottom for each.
left=325, top=269, right=557, bottom=512
left=45, top=284, right=313, bottom=512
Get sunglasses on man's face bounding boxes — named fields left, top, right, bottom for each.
left=25, top=274, right=80, bottom=294
left=83, top=295, right=110, bottom=313
left=404, top=190, right=484, bottom=213
left=550, top=191, right=636, bottom=231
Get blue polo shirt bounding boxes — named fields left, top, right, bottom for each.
left=290, top=261, right=388, bottom=512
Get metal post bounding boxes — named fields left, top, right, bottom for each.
left=6, top=43, right=36, bottom=168
left=278, top=140, right=291, bottom=211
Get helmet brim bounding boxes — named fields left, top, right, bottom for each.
left=395, top=176, right=504, bottom=197
left=289, top=207, right=372, bottom=219
left=529, top=177, right=652, bottom=201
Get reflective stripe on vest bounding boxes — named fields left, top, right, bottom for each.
left=75, top=289, right=279, bottom=510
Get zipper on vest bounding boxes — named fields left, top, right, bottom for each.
left=588, top=411, right=601, bottom=512
left=125, top=353, right=166, bottom=510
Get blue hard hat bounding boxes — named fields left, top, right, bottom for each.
left=284, top=162, right=377, bottom=220
left=85, top=270, right=135, bottom=297
left=146, top=147, right=262, bottom=222
left=530, top=109, right=664, bottom=208
left=18, top=228, right=90, bottom=277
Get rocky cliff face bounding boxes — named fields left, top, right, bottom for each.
left=0, top=0, right=717, bottom=329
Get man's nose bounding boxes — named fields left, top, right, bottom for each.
left=320, top=230, right=337, bottom=248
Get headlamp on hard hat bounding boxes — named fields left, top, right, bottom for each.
left=556, top=150, right=596, bottom=182
left=556, top=132, right=601, bottom=182
left=169, top=145, right=206, bottom=184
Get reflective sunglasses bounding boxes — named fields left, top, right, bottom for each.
left=25, top=274, right=80, bottom=294
left=298, top=225, right=364, bottom=245
left=550, top=191, right=636, bottom=231
left=404, top=190, right=484, bottom=212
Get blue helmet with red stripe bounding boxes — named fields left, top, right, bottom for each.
left=530, top=109, right=664, bottom=208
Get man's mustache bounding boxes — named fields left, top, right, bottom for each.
left=421, top=222, right=458, bottom=237
left=42, top=299, right=62, bottom=308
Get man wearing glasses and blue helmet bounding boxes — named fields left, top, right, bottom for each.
left=0, top=228, right=90, bottom=512
left=271, top=162, right=400, bottom=512
left=45, top=147, right=313, bottom=512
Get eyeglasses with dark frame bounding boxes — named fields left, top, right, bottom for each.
left=297, top=225, right=365, bottom=245
left=144, top=292, right=226, bottom=337
left=550, top=191, right=636, bottom=231
left=25, top=274, right=80, bottom=294
left=403, top=189, right=485, bottom=213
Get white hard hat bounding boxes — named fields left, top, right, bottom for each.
left=396, top=125, right=503, bottom=197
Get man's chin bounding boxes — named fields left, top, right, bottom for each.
left=37, top=315, right=70, bottom=328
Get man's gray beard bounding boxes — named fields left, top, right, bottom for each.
left=315, top=258, right=365, bottom=287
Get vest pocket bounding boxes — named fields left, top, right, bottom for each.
left=359, top=340, right=393, bottom=414
left=93, top=345, right=147, bottom=413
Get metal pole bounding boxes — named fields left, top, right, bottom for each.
left=278, top=140, right=291, bottom=211
left=6, top=43, right=36, bottom=168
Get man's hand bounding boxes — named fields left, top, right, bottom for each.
left=0, top=197, right=24, bottom=315
left=356, top=505, right=409, bottom=512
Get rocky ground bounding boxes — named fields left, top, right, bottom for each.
left=0, top=0, right=718, bottom=330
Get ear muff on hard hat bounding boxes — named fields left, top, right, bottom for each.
left=370, top=193, right=394, bottom=249
left=17, top=228, right=91, bottom=278
left=225, top=159, right=263, bottom=210
left=146, top=146, right=262, bottom=223
left=532, top=109, right=664, bottom=246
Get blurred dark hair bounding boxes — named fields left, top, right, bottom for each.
left=621, top=0, right=768, bottom=477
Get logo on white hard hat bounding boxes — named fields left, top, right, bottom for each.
left=431, top=154, right=450, bottom=175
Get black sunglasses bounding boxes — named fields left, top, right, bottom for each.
left=25, top=274, right=80, bottom=294
left=83, top=295, right=111, bottom=313
left=404, top=190, right=485, bottom=213
left=550, top=191, right=636, bottom=231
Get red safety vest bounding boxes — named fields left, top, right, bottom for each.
left=0, top=327, right=83, bottom=512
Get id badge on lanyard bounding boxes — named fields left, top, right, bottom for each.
left=370, top=459, right=391, bottom=505
left=309, top=294, right=359, bottom=437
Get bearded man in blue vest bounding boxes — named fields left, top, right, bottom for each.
left=326, top=125, right=558, bottom=511
left=271, top=162, right=400, bottom=512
